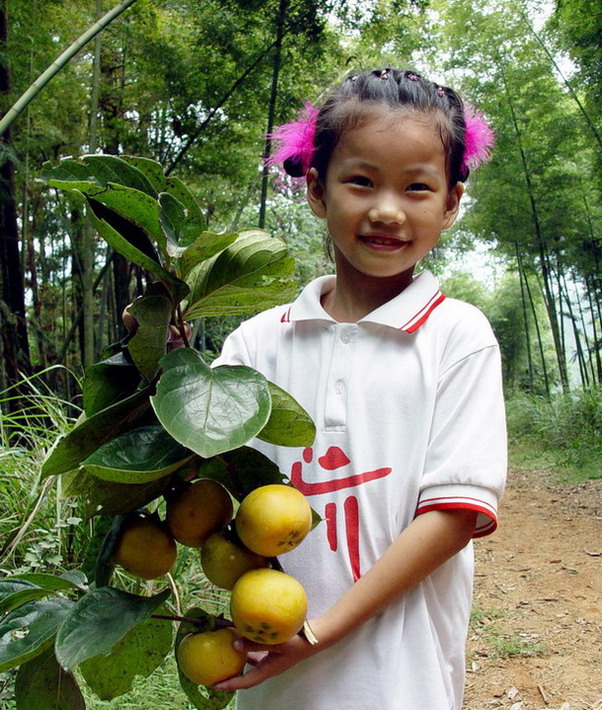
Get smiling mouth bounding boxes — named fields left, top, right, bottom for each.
left=360, top=235, right=409, bottom=249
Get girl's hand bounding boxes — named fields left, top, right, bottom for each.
left=122, top=306, right=192, bottom=350
left=212, top=626, right=323, bottom=691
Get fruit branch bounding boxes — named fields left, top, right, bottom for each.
left=151, top=613, right=234, bottom=629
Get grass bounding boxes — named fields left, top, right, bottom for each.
left=469, top=605, right=547, bottom=660
left=506, top=387, right=602, bottom=483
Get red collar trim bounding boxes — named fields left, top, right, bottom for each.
left=400, top=291, right=446, bottom=333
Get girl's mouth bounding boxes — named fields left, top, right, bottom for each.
left=360, top=235, right=408, bottom=250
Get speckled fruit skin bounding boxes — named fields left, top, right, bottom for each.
left=201, top=530, right=268, bottom=590
left=230, top=568, right=307, bottom=645
left=177, top=629, right=246, bottom=686
left=166, top=479, right=233, bottom=548
left=235, top=484, right=312, bottom=557
left=113, top=517, right=177, bottom=580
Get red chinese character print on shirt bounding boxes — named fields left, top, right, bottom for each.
left=290, top=446, right=392, bottom=581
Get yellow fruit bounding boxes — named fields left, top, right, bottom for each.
left=167, top=479, right=233, bottom=548
left=235, top=484, right=312, bottom=557
left=178, top=629, right=246, bottom=686
left=230, top=568, right=307, bottom=645
left=201, top=531, right=268, bottom=590
left=113, top=516, right=177, bottom=580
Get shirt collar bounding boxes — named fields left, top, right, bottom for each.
left=283, top=271, right=446, bottom=333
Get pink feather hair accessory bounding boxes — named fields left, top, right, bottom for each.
left=462, top=104, right=495, bottom=173
left=266, top=101, right=319, bottom=175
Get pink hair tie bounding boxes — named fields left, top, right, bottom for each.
left=265, top=101, right=319, bottom=176
left=462, top=104, right=495, bottom=174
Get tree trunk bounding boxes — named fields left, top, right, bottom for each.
left=515, top=242, right=534, bottom=392
left=259, top=0, right=288, bottom=228
left=499, top=62, right=569, bottom=391
left=0, top=3, right=31, bottom=406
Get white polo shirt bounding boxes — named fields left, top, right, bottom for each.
left=214, top=271, right=507, bottom=710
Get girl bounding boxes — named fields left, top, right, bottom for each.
left=213, top=67, right=507, bottom=710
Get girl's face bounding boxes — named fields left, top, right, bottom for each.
left=307, top=110, right=463, bottom=291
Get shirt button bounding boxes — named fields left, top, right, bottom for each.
left=335, top=380, right=345, bottom=395
left=341, top=332, right=350, bottom=344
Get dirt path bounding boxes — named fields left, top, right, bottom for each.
left=464, top=469, right=602, bottom=710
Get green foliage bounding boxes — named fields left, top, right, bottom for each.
left=506, top=386, right=602, bottom=480
left=1, top=154, right=316, bottom=709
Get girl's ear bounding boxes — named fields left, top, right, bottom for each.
left=442, top=182, right=464, bottom=230
left=306, top=168, right=327, bottom=218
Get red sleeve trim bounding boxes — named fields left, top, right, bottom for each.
left=416, top=501, right=498, bottom=538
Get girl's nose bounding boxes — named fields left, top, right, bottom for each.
left=367, top=193, right=405, bottom=225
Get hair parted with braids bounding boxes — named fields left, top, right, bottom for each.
left=267, top=68, right=494, bottom=187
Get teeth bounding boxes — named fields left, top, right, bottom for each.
left=364, top=236, right=402, bottom=246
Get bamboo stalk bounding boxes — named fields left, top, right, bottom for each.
left=0, top=0, right=139, bottom=136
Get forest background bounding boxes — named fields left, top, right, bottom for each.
left=0, top=0, right=600, bottom=706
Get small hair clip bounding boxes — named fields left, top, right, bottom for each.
left=350, top=74, right=358, bottom=82
left=436, top=86, right=446, bottom=97
left=379, top=69, right=389, bottom=80
left=407, top=72, right=419, bottom=81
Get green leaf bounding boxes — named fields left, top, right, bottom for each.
left=82, top=425, right=194, bottom=484
left=258, top=382, right=316, bottom=447
left=79, top=610, right=173, bottom=700
left=175, top=607, right=234, bottom=710
left=60, top=468, right=173, bottom=518
left=178, top=230, right=239, bottom=277
left=15, top=646, right=85, bottom=710
left=41, top=387, right=152, bottom=478
left=151, top=348, right=272, bottom=458
left=8, top=571, right=87, bottom=593
left=118, top=155, right=169, bottom=194
left=127, top=283, right=174, bottom=380
left=0, top=597, right=74, bottom=672
left=182, top=229, right=296, bottom=319
left=0, top=580, right=53, bottom=615
left=88, top=182, right=166, bottom=250
left=86, top=198, right=189, bottom=305
left=197, top=446, right=287, bottom=500
left=44, top=154, right=157, bottom=197
left=54, top=586, right=171, bottom=671
left=82, top=352, right=141, bottom=417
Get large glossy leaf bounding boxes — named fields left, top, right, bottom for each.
left=127, top=284, right=174, bottom=380
left=175, top=607, right=234, bottom=710
left=151, top=348, right=272, bottom=458
left=41, top=387, right=152, bottom=478
left=80, top=611, right=173, bottom=700
left=55, top=586, right=171, bottom=671
left=0, top=580, right=53, bottom=615
left=43, top=154, right=157, bottom=197
left=0, top=597, right=73, bottom=672
left=86, top=199, right=189, bottom=305
left=9, top=571, right=87, bottom=593
left=258, top=382, right=316, bottom=447
left=177, top=229, right=239, bottom=276
left=88, top=183, right=166, bottom=250
left=15, top=646, right=85, bottom=710
left=60, top=467, right=173, bottom=518
left=182, top=230, right=296, bottom=319
left=82, top=352, right=141, bottom=417
left=196, top=446, right=286, bottom=500
left=82, top=425, right=193, bottom=484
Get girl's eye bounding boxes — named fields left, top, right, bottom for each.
left=406, top=183, right=430, bottom=192
left=348, top=176, right=372, bottom=187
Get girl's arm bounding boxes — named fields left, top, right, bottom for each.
left=213, top=507, right=477, bottom=691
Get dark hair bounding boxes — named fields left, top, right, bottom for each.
left=284, top=68, right=469, bottom=185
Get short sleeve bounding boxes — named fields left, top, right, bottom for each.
left=212, top=326, right=252, bottom=368
left=417, top=344, right=507, bottom=537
